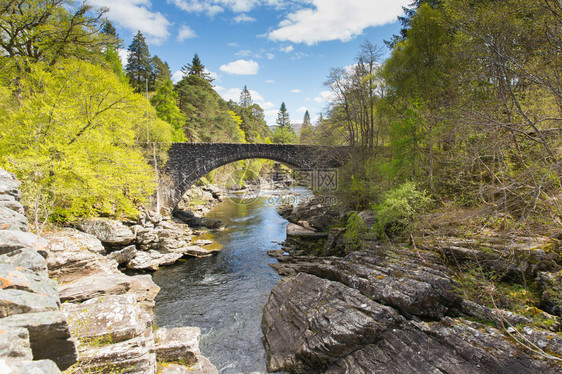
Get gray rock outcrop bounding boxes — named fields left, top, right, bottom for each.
left=263, top=244, right=562, bottom=373
left=0, top=168, right=77, bottom=372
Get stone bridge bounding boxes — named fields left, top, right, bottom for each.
left=159, top=143, right=349, bottom=211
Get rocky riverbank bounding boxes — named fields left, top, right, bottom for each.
left=0, top=169, right=221, bottom=373
left=263, top=200, right=562, bottom=373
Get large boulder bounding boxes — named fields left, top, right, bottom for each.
left=127, top=251, right=183, bottom=271
left=0, top=327, right=32, bottom=360
left=63, top=294, right=147, bottom=344
left=58, top=272, right=134, bottom=303
left=75, top=219, right=135, bottom=246
left=74, top=336, right=156, bottom=374
left=0, top=264, right=60, bottom=318
left=44, top=229, right=119, bottom=284
left=154, top=327, right=200, bottom=365
left=0, top=311, right=78, bottom=371
left=262, top=272, right=403, bottom=373
left=262, top=271, right=560, bottom=374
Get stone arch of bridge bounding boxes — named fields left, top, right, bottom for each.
left=159, top=143, right=347, bottom=212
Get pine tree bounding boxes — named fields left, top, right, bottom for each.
left=239, top=85, right=253, bottom=108
left=125, top=31, right=153, bottom=93
left=151, top=55, right=171, bottom=89
left=181, top=53, right=213, bottom=82
left=299, top=110, right=313, bottom=144
left=276, top=102, right=292, bottom=129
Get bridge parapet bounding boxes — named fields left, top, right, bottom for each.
left=159, top=142, right=349, bottom=211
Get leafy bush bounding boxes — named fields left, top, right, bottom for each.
left=372, top=181, right=431, bottom=238
left=344, top=212, right=367, bottom=251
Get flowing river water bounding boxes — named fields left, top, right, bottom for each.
left=153, top=189, right=307, bottom=373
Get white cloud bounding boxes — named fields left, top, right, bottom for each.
left=236, top=49, right=253, bottom=57
left=313, top=90, right=335, bottom=103
left=266, top=53, right=275, bottom=60
left=90, top=0, right=171, bottom=44
left=118, top=48, right=129, bottom=67
left=172, top=68, right=219, bottom=83
left=290, top=89, right=301, bottom=93
left=280, top=45, right=294, bottom=53
left=177, top=25, right=198, bottom=41
left=268, top=0, right=410, bottom=45
left=227, top=42, right=240, bottom=47
left=265, top=79, right=275, bottom=83
left=298, top=106, right=308, bottom=113
left=234, top=13, right=256, bottom=23
left=219, top=59, right=259, bottom=75
left=168, top=0, right=224, bottom=17
left=169, top=0, right=263, bottom=16
left=172, top=70, right=186, bottom=83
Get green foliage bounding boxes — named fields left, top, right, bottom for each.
left=182, top=53, right=213, bottom=82
left=276, top=102, right=291, bottom=128
left=0, top=59, right=173, bottom=221
left=175, top=75, right=245, bottom=142
left=371, top=182, right=431, bottom=238
left=271, top=125, right=297, bottom=144
left=126, top=31, right=152, bottom=93
left=299, top=110, right=314, bottom=144
left=150, top=79, right=186, bottom=142
left=344, top=212, right=367, bottom=251
left=0, top=0, right=119, bottom=67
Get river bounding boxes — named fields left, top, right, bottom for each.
left=152, top=190, right=305, bottom=373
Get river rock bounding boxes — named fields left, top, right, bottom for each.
left=0, top=169, right=21, bottom=200
left=63, top=294, right=146, bottom=344
left=272, top=248, right=460, bottom=319
left=0, top=327, right=32, bottom=360
left=0, top=230, right=48, bottom=257
left=76, top=219, right=135, bottom=246
left=154, top=327, right=200, bottom=364
left=107, top=244, right=137, bottom=265
left=58, top=272, right=134, bottom=303
left=0, top=264, right=60, bottom=318
left=75, top=336, right=156, bottom=374
left=0, top=206, right=28, bottom=232
left=0, top=311, right=78, bottom=370
left=129, top=274, right=160, bottom=311
left=262, top=272, right=404, bottom=372
left=127, top=250, right=183, bottom=271
left=1, top=358, right=62, bottom=373
left=135, top=225, right=192, bottom=253
left=183, top=246, right=217, bottom=258
left=263, top=272, right=560, bottom=373
left=45, top=229, right=119, bottom=284
left=173, top=209, right=195, bottom=225
left=323, top=228, right=346, bottom=256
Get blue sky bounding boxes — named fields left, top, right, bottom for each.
left=91, top=0, right=410, bottom=127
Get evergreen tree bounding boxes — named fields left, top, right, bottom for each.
left=151, top=55, right=171, bottom=89
left=276, top=102, right=292, bottom=128
left=182, top=53, right=213, bottom=82
left=299, top=110, right=314, bottom=144
left=239, top=85, right=253, bottom=108
left=125, top=31, right=153, bottom=93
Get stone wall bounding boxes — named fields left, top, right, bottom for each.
left=0, top=169, right=77, bottom=372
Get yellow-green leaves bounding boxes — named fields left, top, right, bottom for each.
left=0, top=59, right=173, bottom=221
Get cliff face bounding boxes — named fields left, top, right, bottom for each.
left=0, top=169, right=77, bottom=372
left=263, top=203, right=562, bottom=373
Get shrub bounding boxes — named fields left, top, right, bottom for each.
left=372, top=181, right=431, bottom=238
